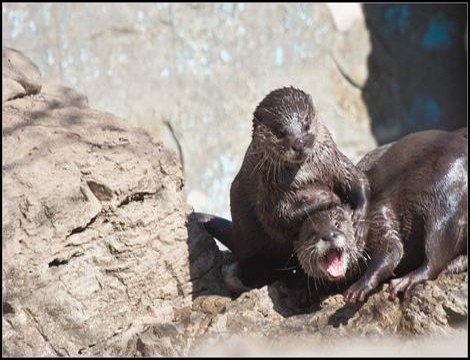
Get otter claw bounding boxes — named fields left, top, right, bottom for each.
left=387, top=277, right=413, bottom=300
left=344, top=279, right=372, bottom=303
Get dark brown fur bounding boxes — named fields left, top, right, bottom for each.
left=295, top=206, right=362, bottom=284
left=344, top=129, right=468, bottom=302
left=195, top=87, right=370, bottom=291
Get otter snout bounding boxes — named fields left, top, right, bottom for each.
left=282, top=134, right=316, bottom=163
left=292, top=138, right=305, bottom=152
left=321, top=230, right=340, bottom=243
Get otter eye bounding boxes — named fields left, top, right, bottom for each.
left=275, top=128, right=286, bottom=138
left=303, top=123, right=310, bottom=132
left=335, top=222, right=340, bottom=229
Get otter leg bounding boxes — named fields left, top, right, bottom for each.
left=388, top=262, right=439, bottom=300
left=222, top=261, right=252, bottom=294
left=442, top=255, right=468, bottom=274
left=334, top=153, right=371, bottom=244
left=441, top=219, right=467, bottom=275
left=222, top=257, right=273, bottom=295
left=344, top=204, right=403, bottom=303
left=288, top=189, right=340, bottom=220
left=389, top=223, right=466, bottom=299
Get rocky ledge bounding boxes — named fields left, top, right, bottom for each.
left=2, top=48, right=467, bottom=356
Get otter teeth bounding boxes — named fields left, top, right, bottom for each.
left=322, top=248, right=343, bottom=260
left=322, top=248, right=346, bottom=280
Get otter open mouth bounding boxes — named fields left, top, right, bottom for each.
left=322, top=248, right=346, bottom=280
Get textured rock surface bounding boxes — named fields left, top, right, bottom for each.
left=1, top=3, right=377, bottom=219
left=2, top=47, right=42, bottom=101
left=2, top=48, right=226, bottom=356
left=2, top=49, right=467, bottom=357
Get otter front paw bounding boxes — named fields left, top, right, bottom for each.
left=388, top=272, right=423, bottom=301
left=344, top=278, right=374, bottom=303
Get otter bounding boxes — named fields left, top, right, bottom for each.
left=339, top=129, right=468, bottom=302
left=295, top=205, right=362, bottom=283
left=293, top=128, right=467, bottom=302
left=195, top=86, right=370, bottom=292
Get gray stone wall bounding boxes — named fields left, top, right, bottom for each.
left=1, top=3, right=384, bottom=218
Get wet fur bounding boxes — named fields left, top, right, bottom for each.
left=295, top=206, right=366, bottom=282
left=195, top=87, right=370, bottom=291
left=344, top=129, right=468, bottom=302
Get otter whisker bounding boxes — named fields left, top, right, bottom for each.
left=284, top=249, right=298, bottom=268
left=315, top=276, right=320, bottom=293
left=307, top=275, right=312, bottom=298
left=251, top=152, right=269, bottom=176
left=273, top=265, right=298, bottom=271
left=276, top=157, right=282, bottom=181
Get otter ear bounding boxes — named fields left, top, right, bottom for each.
left=308, top=95, right=317, bottom=119
left=307, top=94, right=315, bottom=107
left=308, top=94, right=313, bottom=103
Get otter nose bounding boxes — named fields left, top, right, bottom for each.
left=292, top=138, right=305, bottom=152
left=323, top=232, right=338, bottom=242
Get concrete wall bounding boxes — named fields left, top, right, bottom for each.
left=3, top=3, right=466, bottom=219
left=3, top=3, right=376, bottom=219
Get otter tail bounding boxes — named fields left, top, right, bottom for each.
left=192, top=212, right=234, bottom=251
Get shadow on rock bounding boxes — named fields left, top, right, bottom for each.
left=327, top=301, right=363, bottom=328
left=185, top=213, right=232, bottom=300
left=185, top=212, right=330, bottom=316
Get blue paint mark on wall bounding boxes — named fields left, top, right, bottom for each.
left=383, top=5, right=410, bottom=36
left=220, top=49, right=231, bottom=63
left=8, top=9, right=27, bottom=39
left=422, top=12, right=455, bottom=50
left=404, top=94, right=440, bottom=128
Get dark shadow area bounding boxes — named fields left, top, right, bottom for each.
left=362, top=4, right=467, bottom=145
left=2, top=87, right=133, bottom=173
left=186, top=212, right=355, bottom=318
left=186, top=213, right=233, bottom=300
left=267, top=281, right=323, bottom=317
left=3, top=85, right=88, bottom=137
left=327, top=302, right=363, bottom=328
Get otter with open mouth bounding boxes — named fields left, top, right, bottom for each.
left=295, top=129, right=467, bottom=302
left=194, top=86, right=370, bottom=293
left=295, top=205, right=363, bottom=284
left=344, top=128, right=468, bottom=302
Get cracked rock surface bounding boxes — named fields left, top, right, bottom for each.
left=2, top=48, right=467, bottom=357
left=2, top=47, right=226, bottom=356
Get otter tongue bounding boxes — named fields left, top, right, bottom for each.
left=324, top=250, right=345, bottom=278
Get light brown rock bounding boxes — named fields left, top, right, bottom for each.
left=2, top=47, right=226, bottom=357
left=2, top=48, right=42, bottom=101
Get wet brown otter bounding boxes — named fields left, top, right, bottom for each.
left=195, top=86, right=370, bottom=292
left=293, top=128, right=467, bottom=301
left=341, top=129, right=468, bottom=302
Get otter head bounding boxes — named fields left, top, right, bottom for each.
left=252, top=86, right=318, bottom=164
left=295, top=206, right=361, bottom=282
